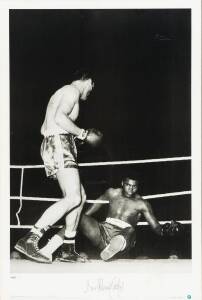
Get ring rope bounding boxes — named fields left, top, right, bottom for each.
left=15, top=168, right=24, bottom=225
left=10, top=156, right=191, bottom=169
left=10, top=220, right=192, bottom=229
left=10, top=191, right=191, bottom=203
left=10, top=157, right=191, bottom=226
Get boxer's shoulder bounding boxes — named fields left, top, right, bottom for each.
left=105, top=187, right=121, bottom=198
left=58, top=84, right=80, bottom=99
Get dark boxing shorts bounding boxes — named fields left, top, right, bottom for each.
left=40, top=134, right=78, bottom=179
left=97, top=218, right=136, bottom=251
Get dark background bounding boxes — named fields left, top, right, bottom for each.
left=10, top=9, right=191, bottom=259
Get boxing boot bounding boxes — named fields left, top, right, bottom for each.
left=56, top=243, right=87, bottom=263
left=15, top=231, right=51, bottom=263
left=100, top=235, right=126, bottom=261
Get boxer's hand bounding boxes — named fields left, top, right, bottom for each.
left=85, top=128, right=103, bottom=147
left=77, top=129, right=88, bottom=141
left=75, top=129, right=89, bottom=146
left=162, top=220, right=183, bottom=237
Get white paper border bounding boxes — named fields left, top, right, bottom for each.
left=0, top=1, right=201, bottom=300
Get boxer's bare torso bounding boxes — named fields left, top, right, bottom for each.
left=97, top=185, right=161, bottom=233
left=106, top=188, right=144, bottom=226
left=41, top=85, right=80, bottom=136
left=85, top=178, right=161, bottom=233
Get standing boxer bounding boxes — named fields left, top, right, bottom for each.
left=15, top=70, right=103, bottom=263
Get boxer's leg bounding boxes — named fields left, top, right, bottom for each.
left=79, top=214, right=103, bottom=248
left=40, top=185, right=87, bottom=262
left=15, top=168, right=83, bottom=263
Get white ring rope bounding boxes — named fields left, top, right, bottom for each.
left=15, top=168, right=24, bottom=225
left=10, top=220, right=191, bottom=229
left=10, top=156, right=191, bottom=169
left=10, top=191, right=191, bottom=203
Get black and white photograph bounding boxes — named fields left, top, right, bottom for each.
left=0, top=1, right=201, bottom=300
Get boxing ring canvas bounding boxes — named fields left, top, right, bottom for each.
left=0, top=1, right=201, bottom=300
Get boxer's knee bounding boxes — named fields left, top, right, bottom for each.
left=68, top=194, right=83, bottom=210
left=60, top=194, right=83, bottom=212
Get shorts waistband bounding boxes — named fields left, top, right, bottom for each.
left=105, top=217, right=132, bottom=229
left=43, top=133, right=71, bottom=138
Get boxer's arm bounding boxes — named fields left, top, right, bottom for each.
left=54, top=88, right=83, bottom=136
left=85, top=188, right=113, bottom=216
left=85, top=202, right=103, bottom=216
left=141, top=201, right=162, bottom=236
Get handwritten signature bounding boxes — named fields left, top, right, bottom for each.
left=84, top=277, right=124, bottom=295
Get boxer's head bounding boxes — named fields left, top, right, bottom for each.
left=72, top=69, right=95, bottom=100
left=72, top=69, right=94, bottom=81
left=80, top=78, right=94, bottom=100
left=122, top=177, right=138, bottom=197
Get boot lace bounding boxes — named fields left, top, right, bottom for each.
left=29, top=234, right=40, bottom=251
